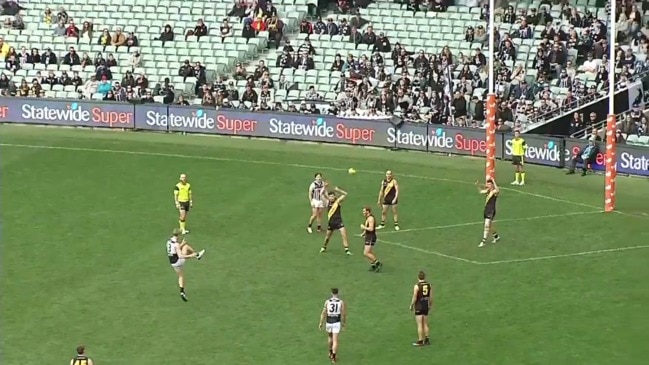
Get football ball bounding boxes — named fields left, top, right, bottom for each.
left=348, top=168, right=357, bottom=174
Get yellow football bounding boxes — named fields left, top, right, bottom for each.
left=348, top=168, right=357, bottom=174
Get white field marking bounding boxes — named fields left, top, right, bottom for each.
left=377, top=238, right=481, bottom=264
left=379, top=211, right=605, bottom=235
left=0, top=143, right=605, bottom=211
left=479, top=245, right=649, bottom=265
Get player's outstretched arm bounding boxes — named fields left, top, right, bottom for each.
left=334, top=187, right=348, bottom=201
left=474, top=180, right=488, bottom=194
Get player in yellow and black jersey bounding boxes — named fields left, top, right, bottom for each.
left=410, top=271, right=433, bottom=346
left=174, top=173, right=192, bottom=234
left=70, top=345, right=94, bottom=365
left=511, top=130, right=527, bottom=186
left=475, top=179, right=500, bottom=247
left=320, top=187, right=351, bottom=255
left=377, top=170, right=400, bottom=231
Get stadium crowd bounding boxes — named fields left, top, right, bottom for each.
left=1, top=0, right=649, bottom=134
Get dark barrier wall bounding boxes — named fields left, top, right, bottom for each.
left=527, top=87, right=632, bottom=136
left=1, top=97, right=648, bottom=177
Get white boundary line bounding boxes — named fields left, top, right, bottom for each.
left=379, top=238, right=649, bottom=265
left=480, top=245, right=649, bottom=265
left=0, top=143, right=607, bottom=212
left=379, top=211, right=605, bottom=235
left=378, top=238, right=481, bottom=264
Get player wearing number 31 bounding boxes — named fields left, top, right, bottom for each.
left=510, top=130, right=527, bottom=186
left=319, top=288, right=347, bottom=363
left=174, top=174, right=192, bottom=234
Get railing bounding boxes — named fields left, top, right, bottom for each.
left=523, top=68, right=649, bottom=133
left=1, top=96, right=648, bottom=177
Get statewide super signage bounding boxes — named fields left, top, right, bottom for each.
left=1, top=97, right=648, bottom=177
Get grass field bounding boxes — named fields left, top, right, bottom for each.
left=1, top=125, right=648, bottom=365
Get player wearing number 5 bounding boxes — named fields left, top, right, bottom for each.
left=510, top=130, right=527, bottom=185
left=410, top=271, right=432, bottom=347
left=174, top=174, right=192, bottom=234
left=319, top=288, right=346, bottom=363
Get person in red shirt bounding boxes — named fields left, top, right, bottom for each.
left=66, top=20, right=80, bottom=38
left=252, top=15, right=266, bottom=32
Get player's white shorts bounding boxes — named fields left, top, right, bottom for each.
left=325, top=322, right=341, bottom=334
left=311, top=199, right=325, bottom=209
left=171, top=258, right=186, bottom=270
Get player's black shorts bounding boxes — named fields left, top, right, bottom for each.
left=383, top=197, right=398, bottom=206
left=414, top=303, right=429, bottom=316
left=512, top=155, right=524, bottom=166
left=364, top=233, right=377, bottom=246
left=328, top=220, right=344, bottom=231
left=484, top=209, right=496, bottom=220
left=178, top=201, right=190, bottom=212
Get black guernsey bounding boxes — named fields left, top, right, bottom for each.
left=381, top=179, right=398, bottom=205
left=364, top=215, right=377, bottom=246
left=484, top=190, right=497, bottom=220
left=327, top=200, right=344, bottom=230
left=71, top=355, right=90, bottom=365
left=414, top=281, right=431, bottom=316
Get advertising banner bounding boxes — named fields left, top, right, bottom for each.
left=565, top=138, right=649, bottom=176
left=0, top=98, right=134, bottom=128
left=502, top=133, right=565, bottom=167
left=1, top=97, right=647, bottom=177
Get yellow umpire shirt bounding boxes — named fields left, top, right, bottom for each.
left=512, top=138, right=526, bottom=156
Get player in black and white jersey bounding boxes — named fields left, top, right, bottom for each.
left=318, top=288, right=346, bottom=363
left=307, top=173, right=327, bottom=233
left=166, top=228, right=206, bottom=302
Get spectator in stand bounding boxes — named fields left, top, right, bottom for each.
left=112, top=28, right=127, bottom=50
left=125, top=32, right=138, bottom=51
left=373, top=32, right=391, bottom=53
left=313, top=17, right=326, bottom=34
left=97, top=76, right=112, bottom=95
left=193, top=62, right=207, bottom=94
left=431, top=0, right=447, bottom=12
left=186, top=19, right=208, bottom=41
left=56, top=7, right=68, bottom=24
left=53, top=20, right=66, bottom=36
left=156, top=24, right=174, bottom=47
left=615, top=130, right=626, bottom=144
left=242, top=20, right=256, bottom=43
left=179, top=60, right=193, bottom=81
left=41, top=48, right=57, bottom=64
left=233, top=62, right=247, bottom=80
left=18, top=79, right=29, bottom=97
left=5, top=46, right=17, bottom=60
left=299, top=18, right=312, bottom=34
left=252, top=15, right=266, bottom=32
left=0, top=73, right=10, bottom=90
left=228, top=0, right=248, bottom=22
left=81, top=21, right=93, bottom=44
left=220, top=19, right=233, bottom=43
left=276, top=49, right=293, bottom=68
left=12, top=13, right=24, bottom=30
left=66, top=20, right=80, bottom=39
left=43, top=7, right=53, bottom=25
left=339, top=18, right=351, bottom=36
left=326, top=18, right=338, bottom=35
left=177, top=95, right=190, bottom=105
left=72, top=71, right=83, bottom=88
left=241, top=84, right=258, bottom=104
left=135, top=73, right=149, bottom=90
left=121, top=71, right=135, bottom=88
left=98, top=29, right=111, bottom=51
left=129, top=51, right=141, bottom=70
left=5, top=54, right=19, bottom=74
left=267, top=15, right=283, bottom=49
left=106, top=53, right=117, bottom=68
left=63, top=47, right=81, bottom=66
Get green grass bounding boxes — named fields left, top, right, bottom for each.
left=1, top=125, right=648, bottom=365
